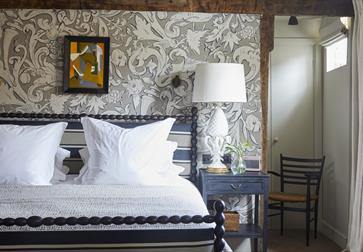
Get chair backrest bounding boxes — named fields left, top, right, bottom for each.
left=280, top=154, right=326, bottom=195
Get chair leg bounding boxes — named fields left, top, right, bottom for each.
left=314, top=200, right=319, bottom=239
left=253, top=238, right=258, bottom=252
left=306, top=200, right=311, bottom=246
left=280, top=202, right=284, bottom=236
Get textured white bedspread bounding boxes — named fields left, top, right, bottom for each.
left=0, top=177, right=213, bottom=231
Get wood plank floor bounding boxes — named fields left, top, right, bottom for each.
left=226, top=229, right=341, bottom=252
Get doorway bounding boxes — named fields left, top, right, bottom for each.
left=268, top=16, right=351, bottom=249
left=269, top=16, right=323, bottom=229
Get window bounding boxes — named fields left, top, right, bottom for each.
left=326, top=37, right=348, bottom=72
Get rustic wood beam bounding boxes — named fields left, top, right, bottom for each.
left=193, top=0, right=261, bottom=14
left=263, top=0, right=354, bottom=17
left=79, top=0, right=262, bottom=13
left=259, top=13, right=274, bottom=228
left=0, top=0, right=354, bottom=16
left=260, top=13, right=274, bottom=173
left=0, top=0, right=80, bottom=9
left=80, top=0, right=194, bottom=12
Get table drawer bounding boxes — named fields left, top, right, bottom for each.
left=207, top=181, right=264, bottom=194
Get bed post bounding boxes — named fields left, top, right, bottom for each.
left=190, top=106, right=198, bottom=184
left=214, top=200, right=225, bottom=252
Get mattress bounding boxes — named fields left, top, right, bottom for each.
left=0, top=176, right=213, bottom=232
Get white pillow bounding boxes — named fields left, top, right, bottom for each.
left=51, top=147, right=71, bottom=183
left=79, top=117, right=175, bottom=185
left=74, top=148, right=89, bottom=184
left=75, top=141, right=184, bottom=183
left=0, top=122, right=68, bottom=185
left=150, top=141, right=185, bottom=176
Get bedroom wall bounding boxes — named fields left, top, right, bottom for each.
left=0, top=9, right=261, bottom=220
left=320, top=17, right=351, bottom=248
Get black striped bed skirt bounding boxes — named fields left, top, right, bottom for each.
left=0, top=229, right=214, bottom=251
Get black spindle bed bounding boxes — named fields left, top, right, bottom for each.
left=0, top=107, right=226, bottom=252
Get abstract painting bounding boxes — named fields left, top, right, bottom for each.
left=64, top=36, right=110, bottom=93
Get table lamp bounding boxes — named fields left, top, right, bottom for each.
left=192, top=63, right=247, bottom=173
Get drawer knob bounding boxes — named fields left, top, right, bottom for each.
left=230, top=184, right=242, bottom=190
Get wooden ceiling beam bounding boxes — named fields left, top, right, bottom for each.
left=80, top=0, right=193, bottom=12
left=0, top=0, right=354, bottom=16
left=79, top=0, right=262, bottom=13
left=263, top=0, right=354, bottom=17
left=0, top=0, right=81, bottom=9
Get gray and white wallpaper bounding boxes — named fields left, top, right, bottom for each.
left=0, top=9, right=261, bottom=222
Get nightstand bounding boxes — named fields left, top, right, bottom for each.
left=199, top=169, right=269, bottom=252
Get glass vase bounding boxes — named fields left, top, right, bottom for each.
left=231, top=155, right=246, bottom=175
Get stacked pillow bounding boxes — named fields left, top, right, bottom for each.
left=52, top=147, right=71, bottom=183
left=75, top=117, right=184, bottom=185
left=0, top=123, right=68, bottom=185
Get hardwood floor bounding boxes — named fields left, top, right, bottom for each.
left=225, top=229, right=341, bottom=252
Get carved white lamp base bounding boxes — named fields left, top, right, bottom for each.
left=206, top=105, right=229, bottom=173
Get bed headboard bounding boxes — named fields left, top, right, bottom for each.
left=0, top=107, right=198, bottom=183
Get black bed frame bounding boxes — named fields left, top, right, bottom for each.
left=0, top=107, right=226, bottom=252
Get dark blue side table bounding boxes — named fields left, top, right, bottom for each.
left=199, top=169, right=269, bottom=252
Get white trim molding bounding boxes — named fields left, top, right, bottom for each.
left=320, top=219, right=347, bottom=249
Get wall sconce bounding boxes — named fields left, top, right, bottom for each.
left=172, top=75, right=181, bottom=88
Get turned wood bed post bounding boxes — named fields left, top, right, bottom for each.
left=213, top=200, right=225, bottom=252
left=190, top=106, right=198, bottom=184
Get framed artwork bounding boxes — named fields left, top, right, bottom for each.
left=63, top=36, right=110, bottom=94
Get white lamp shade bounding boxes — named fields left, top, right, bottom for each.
left=192, top=63, right=247, bottom=103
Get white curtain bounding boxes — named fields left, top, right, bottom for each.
left=347, top=1, right=363, bottom=252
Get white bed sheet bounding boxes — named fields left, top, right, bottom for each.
left=0, top=176, right=213, bottom=232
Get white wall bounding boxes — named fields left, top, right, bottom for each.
left=319, top=17, right=351, bottom=249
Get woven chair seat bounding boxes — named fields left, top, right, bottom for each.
left=269, top=192, right=318, bottom=202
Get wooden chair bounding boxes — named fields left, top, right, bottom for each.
left=268, top=154, right=325, bottom=246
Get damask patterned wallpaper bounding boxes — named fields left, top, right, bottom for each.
left=0, top=10, right=260, bottom=220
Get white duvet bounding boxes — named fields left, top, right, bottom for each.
left=0, top=177, right=213, bottom=231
